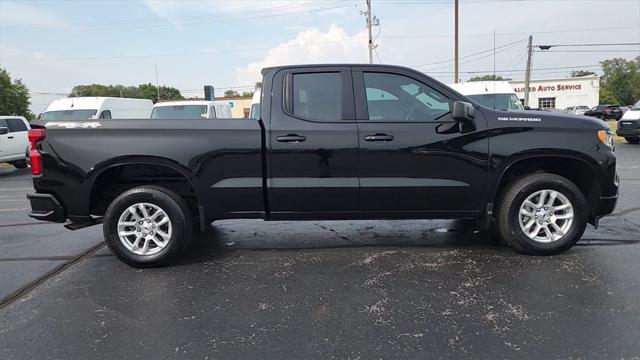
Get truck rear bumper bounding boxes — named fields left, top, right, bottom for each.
left=27, top=193, right=66, bottom=223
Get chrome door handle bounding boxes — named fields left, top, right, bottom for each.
left=277, top=134, right=307, bottom=143
left=364, top=134, right=394, bottom=142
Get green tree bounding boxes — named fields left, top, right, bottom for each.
left=599, top=87, right=619, bottom=104
left=0, top=68, right=34, bottom=119
left=224, top=90, right=241, bottom=98
left=468, top=74, right=511, bottom=82
left=241, top=91, right=254, bottom=98
left=255, top=81, right=262, bottom=90
left=570, top=70, right=596, bottom=77
left=599, top=57, right=640, bottom=105
left=70, top=83, right=183, bottom=103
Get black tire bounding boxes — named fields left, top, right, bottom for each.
left=11, top=160, right=28, bottom=169
left=103, top=186, right=193, bottom=267
left=625, top=137, right=639, bottom=144
left=495, top=173, right=588, bottom=255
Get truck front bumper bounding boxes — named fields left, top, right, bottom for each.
left=616, top=121, right=640, bottom=137
left=27, top=193, right=66, bottom=223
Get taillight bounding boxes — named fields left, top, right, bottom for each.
left=28, top=128, right=46, bottom=176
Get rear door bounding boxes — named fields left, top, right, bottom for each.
left=267, top=67, right=359, bottom=217
left=353, top=67, right=489, bottom=216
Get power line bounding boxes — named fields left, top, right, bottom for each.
left=423, top=64, right=602, bottom=74
left=535, top=42, right=640, bottom=48
left=411, top=39, right=525, bottom=67
left=3, top=2, right=354, bottom=33
left=2, top=37, right=368, bottom=62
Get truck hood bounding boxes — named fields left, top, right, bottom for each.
left=493, top=109, right=608, bottom=130
left=621, top=109, right=640, bottom=121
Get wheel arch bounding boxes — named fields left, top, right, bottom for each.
left=489, top=152, right=602, bottom=223
left=87, top=156, right=200, bottom=217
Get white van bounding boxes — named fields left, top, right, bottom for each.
left=448, top=81, right=524, bottom=111
left=0, top=116, right=31, bottom=168
left=42, top=97, right=153, bottom=120
left=249, top=90, right=261, bottom=119
left=151, top=101, right=233, bottom=119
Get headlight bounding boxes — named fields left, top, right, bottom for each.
left=598, top=129, right=614, bottom=148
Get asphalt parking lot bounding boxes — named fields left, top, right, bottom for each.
left=1, top=143, right=639, bottom=359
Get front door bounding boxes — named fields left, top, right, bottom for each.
left=267, top=67, right=359, bottom=217
left=353, top=68, right=489, bottom=216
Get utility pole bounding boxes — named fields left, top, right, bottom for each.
left=524, top=35, right=533, bottom=108
left=362, top=0, right=379, bottom=64
left=366, top=0, right=373, bottom=64
left=155, top=63, right=160, bottom=102
left=454, top=0, right=459, bottom=83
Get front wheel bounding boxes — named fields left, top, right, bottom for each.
left=103, top=186, right=193, bottom=267
left=495, top=173, right=588, bottom=255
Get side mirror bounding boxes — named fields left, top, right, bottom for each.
left=0, top=127, right=8, bottom=135
left=452, top=101, right=475, bottom=121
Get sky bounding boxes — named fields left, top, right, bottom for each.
left=0, top=0, right=639, bottom=114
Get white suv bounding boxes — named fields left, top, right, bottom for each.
left=0, top=116, right=31, bottom=169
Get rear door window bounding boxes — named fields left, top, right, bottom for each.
left=291, top=72, right=342, bottom=121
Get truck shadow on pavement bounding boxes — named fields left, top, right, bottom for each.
left=169, top=218, right=640, bottom=266
left=173, top=219, right=508, bottom=266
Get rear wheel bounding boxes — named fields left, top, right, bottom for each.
left=625, top=137, right=639, bottom=144
left=103, top=186, right=193, bottom=267
left=495, top=173, right=588, bottom=255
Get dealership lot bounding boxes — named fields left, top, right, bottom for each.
left=1, top=143, right=639, bottom=358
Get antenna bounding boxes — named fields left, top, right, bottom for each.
left=493, top=28, right=496, bottom=110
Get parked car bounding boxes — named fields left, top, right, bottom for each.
left=616, top=100, right=640, bottom=144
left=584, top=104, right=624, bottom=120
left=41, top=97, right=153, bottom=121
left=447, top=81, right=524, bottom=111
left=26, top=64, right=617, bottom=267
left=151, top=100, right=232, bottom=119
left=563, top=106, right=590, bottom=115
left=0, top=116, right=31, bottom=169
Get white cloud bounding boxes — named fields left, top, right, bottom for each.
left=0, top=2, right=66, bottom=28
left=235, top=25, right=387, bottom=85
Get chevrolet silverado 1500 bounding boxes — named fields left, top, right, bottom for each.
left=27, top=64, right=618, bottom=267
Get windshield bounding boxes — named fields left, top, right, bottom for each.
left=151, top=105, right=207, bottom=119
left=466, top=94, right=524, bottom=111
left=41, top=109, right=97, bottom=120
left=632, top=100, right=640, bottom=110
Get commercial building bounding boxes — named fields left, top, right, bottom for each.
left=509, top=75, right=599, bottom=110
left=214, top=97, right=252, bottom=118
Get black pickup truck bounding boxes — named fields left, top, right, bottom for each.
left=27, top=64, right=618, bottom=267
